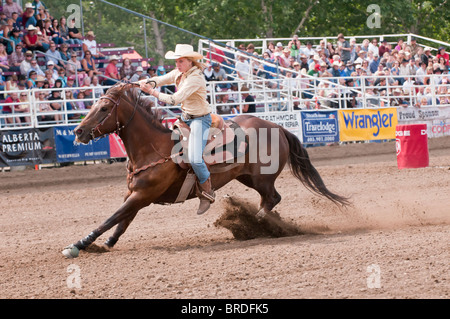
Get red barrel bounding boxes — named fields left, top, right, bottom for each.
left=396, top=124, right=429, bottom=169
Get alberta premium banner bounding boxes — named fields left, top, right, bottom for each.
left=0, top=128, right=56, bottom=167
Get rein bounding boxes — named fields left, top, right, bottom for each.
left=90, top=93, right=140, bottom=141
left=89, top=81, right=178, bottom=178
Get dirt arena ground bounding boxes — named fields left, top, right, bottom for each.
left=1, top=137, right=449, bottom=299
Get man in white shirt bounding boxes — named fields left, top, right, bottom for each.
left=368, top=39, right=379, bottom=57
left=235, top=54, right=250, bottom=80
left=82, top=31, right=105, bottom=66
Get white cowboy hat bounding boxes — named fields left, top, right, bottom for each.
left=27, top=25, right=37, bottom=31
left=165, top=44, right=203, bottom=60
left=109, top=55, right=120, bottom=61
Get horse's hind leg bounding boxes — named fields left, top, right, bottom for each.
left=237, top=175, right=281, bottom=219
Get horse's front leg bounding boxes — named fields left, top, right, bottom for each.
left=62, top=192, right=149, bottom=258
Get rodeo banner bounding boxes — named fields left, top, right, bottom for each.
left=339, top=107, right=398, bottom=141
left=0, top=128, right=57, bottom=167
left=54, top=126, right=110, bottom=163
left=300, top=110, right=339, bottom=144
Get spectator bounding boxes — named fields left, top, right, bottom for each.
left=409, top=37, right=420, bottom=57
left=81, top=50, right=100, bottom=78
left=82, top=31, right=105, bottom=67
left=379, top=39, right=390, bottom=56
left=265, top=41, right=276, bottom=59
left=42, top=18, right=62, bottom=45
left=44, top=69, right=55, bottom=87
left=27, top=58, right=44, bottom=77
left=18, top=91, right=31, bottom=125
left=23, top=24, right=46, bottom=51
left=67, top=18, right=83, bottom=49
left=399, top=58, right=415, bottom=83
left=90, top=75, right=104, bottom=98
left=235, top=54, right=250, bottom=80
left=368, top=38, right=379, bottom=56
left=58, top=16, right=72, bottom=45
left=79, top=76, right=93, bottom=108
left=3, top=0, right=23, bottom=19
left=32, top=0, right=47, bottom=13
left=211, top=62, right=228, bottom=85
left=239, top=85, right=255, bottom=113
left=337, top=33, right=351, bottom=65
left=129, top=66, right=144, bottom=82
left=47, top=89, right=63, bottom=122
left=330, top=61, right=341, bottom=77
left=369, top=54, right=380, bottom=74
left=279, top=48, right=291, bottom=68
left=203, top=63, right=214, bottom=81
left=119, top=57, right=135, bottom=81
left=0, top=43, right=10, bottom=72
left=59, top=42, right=70, bottom=63
left=3, top=92, right=22, bottom=125
left=5, top=73, right=18, bottom=91
left=65, top=75, right=76, bottom=88
left=37, top=90, right=54, bottom=124
left=103, top=55, right=120, bottom=86
left=26, top=70, right=37, bottom=88
left=66, top=51, right=85, bottom=84
left=7, top=27, right=22, bottom=54
left=436, top=47, right=449, bottom=67
left=75, top=90, right=87, bottom=110
left=64, top=89, right=81, bottom=121
left=302, top=41, right=316, bottom=59
left=288, top=35, right=301, bottom=60
left=421, top=47, right=433, bottom=67
left=57, top=68, right=67, bottom=86
left=46, top=41, right=63, bottom=68
left=19, top=50, right=33, bottom=75
left=22, top=3, right=37, bottom=29
left=395, top=38, right=404, bottom=51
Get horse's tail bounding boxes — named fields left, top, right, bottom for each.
left=280, top=127, right=350, bottom=207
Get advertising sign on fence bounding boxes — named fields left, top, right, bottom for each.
left=397, top=106, right=450, bottom=138
left=300, top=110, right=339, bottom=144
left=339, top=107, right=398, bottom=141
left=0, top=128, right=56, bottom=167
left=253, top=112, right=301, bottom=137
left=54, top=126, right=110, bottom=162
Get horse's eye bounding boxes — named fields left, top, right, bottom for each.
left=101, top=107, right=108, bottom=112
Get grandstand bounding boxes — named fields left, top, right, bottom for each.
left=0, top=1, right=449, bottom=169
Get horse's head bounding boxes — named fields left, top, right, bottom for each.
left=74, top=83, right=135, bottom=144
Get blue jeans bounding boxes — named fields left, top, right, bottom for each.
left=182, top=113, right=212, bottom=184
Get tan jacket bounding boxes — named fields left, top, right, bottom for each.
left=149, top=66, right=211, bottom=116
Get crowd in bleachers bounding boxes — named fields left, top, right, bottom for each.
left=205, top=34, right=450, bottom=111
left=0, top=0, right=154, bottom=127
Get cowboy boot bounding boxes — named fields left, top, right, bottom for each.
left=196, top=177, right=215, bottom=215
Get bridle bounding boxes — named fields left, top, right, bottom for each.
left=89, top=82, right=153, bottom=141
left=88, top=81, right=179, bottom=178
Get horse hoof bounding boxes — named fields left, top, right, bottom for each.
left=256, top=209, right=267, bottom=220
left=62, top=244, right=79, bottom=259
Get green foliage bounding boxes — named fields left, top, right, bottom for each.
left=43, top=0, right=450, bottom=65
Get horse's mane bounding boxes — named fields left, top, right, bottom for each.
left=107, top=82, right=171, bottom=133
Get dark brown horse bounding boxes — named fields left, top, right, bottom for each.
left=63, top=83, right=349, bottom=258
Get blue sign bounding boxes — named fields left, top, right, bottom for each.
left=54, top=126, right=110, bottom=162
left=300, top=110, right=339, bottom=144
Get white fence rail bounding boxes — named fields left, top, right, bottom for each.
left=1, top=73, right=449, bottom=131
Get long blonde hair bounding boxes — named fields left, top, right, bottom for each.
left=187, top=57, right=206, bottom=71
